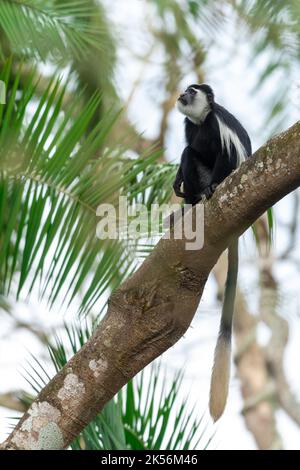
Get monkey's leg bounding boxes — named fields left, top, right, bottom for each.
left=173, top=165, right=185, bottom=198
left=198, top=182, right=218, bottom=200
left=181, top=148, right=212, bottom=205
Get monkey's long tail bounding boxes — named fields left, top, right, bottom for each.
left=209, top=239, right=239, bottom=422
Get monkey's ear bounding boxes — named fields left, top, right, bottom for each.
left=207, top=92, right=214, bottom=106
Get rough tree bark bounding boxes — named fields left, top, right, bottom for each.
left=1, top=122, right=300, bottom=450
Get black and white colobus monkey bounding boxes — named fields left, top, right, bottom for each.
left=174, top=84, right=252, bottom=421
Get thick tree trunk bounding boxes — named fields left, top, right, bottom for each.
left=1, top=122, right=300, bottom=450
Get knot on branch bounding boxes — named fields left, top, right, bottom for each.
left=110, top=281, right=173, bottom=318
left=174, top=263, right=206, bottom=294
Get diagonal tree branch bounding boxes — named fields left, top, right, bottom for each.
left=1, top=121, right=300, bottom=450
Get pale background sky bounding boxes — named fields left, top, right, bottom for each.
left=0, top=0, right=300, bottom=450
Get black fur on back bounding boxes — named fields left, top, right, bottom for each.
left=173, top=91, right=252, bottom=205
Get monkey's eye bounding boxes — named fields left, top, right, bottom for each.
left=189, top=89, right=197, bottom=95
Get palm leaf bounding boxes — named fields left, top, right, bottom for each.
left=234, top=0, right=300, bottom=136
left=0, top=0, right=110, bottom=62
left=0, top=62, right=175, bottom=314
left=236, top=0, right=300, bottom=56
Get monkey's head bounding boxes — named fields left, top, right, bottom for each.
left=177, top=84, right=214, bottom=124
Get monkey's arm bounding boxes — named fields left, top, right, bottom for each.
left=211, top=152, right=232, bottom=185
left=173, top=164, right=185, bottom=198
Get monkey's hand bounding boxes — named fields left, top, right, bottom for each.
left=201, top=183, right=218, bottom=200
left=173, top=182, right=185, bottom=198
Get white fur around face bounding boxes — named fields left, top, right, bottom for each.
left=216, top=116, right=247, bottom=166
left=177, top=89, right=211, bottom=124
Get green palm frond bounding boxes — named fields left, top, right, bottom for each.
left=0, top=61, right=175, bottom=314
left=151, top=0, right=225, bottom=41
left=68, top=0, right=117, bottom=119
left=251, top=207, right=275, bottom=253
left=0, top=294, right=10, bottom=312
left=236, top=0, right=300, bottom=55
left=267, top=206, right=275, bottom=244
left=0, top=0, right=110, bottom=62
left=34, top=323, right=211, bottom=451
left=234, top=0, right=300, bottom=136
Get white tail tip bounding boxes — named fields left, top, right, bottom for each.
left=209, top=335, right=231, bottom=422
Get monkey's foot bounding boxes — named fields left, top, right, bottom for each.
left=173, top=183, right=185, bottom=199
left=174, top=190, right=186, bottom=198
left=201, top=183, right=218, bottom=200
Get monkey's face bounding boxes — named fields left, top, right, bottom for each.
left=177, top=84, right=213, bottom=124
